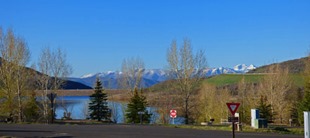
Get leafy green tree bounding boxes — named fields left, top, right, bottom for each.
left=24, top=92, right=40, bottom=122
left=88, top=78, right=110, bottom=121
left=289, top=88, right=302, bottom=126
left=257, top=95, right=274, bottom=123
left=297, top=56, right=310, bottom=125
left=0, top=27, right=31, bottom=122
left=126, top=88, right=151, bottom=123
left=298, top=78, right=310, bottom=124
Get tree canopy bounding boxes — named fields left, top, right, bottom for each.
left=89, top=78, right=110, bottom=121
left=126, top=88, right=151, bottom=123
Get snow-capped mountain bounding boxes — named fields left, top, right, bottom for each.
left=233, top=64, right=256, bottom=72
left=69, top=64, right=256, bottom=89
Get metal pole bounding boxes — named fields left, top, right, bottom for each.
left=232, top=115, right=235, bottom=138
left=51, top=94, right=54, bottom=124
left=172, top=118, right=174, bottom=125
left=140, top=113, right=142, bottom=124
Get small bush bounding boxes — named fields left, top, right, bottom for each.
left=273, top=127, right=290, bottom=132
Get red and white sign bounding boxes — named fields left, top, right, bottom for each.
left=170, top=110, right=177, bottom=118
left=226, top=103, right=240, bottom=116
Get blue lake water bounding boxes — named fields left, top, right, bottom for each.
left=54, top=96, right=184, bottom=124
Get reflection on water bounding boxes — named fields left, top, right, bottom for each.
left=54, top=96, right=184, bottom=124
left=55, top=96, right=90, bottom=120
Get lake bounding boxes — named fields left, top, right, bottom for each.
left=54, top=96, right=184, bottom=124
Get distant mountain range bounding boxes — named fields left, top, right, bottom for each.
left=69, top=64, right=257, bottom=89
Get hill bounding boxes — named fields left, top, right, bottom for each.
left=248, top=57, right=308, bottom=74
left=61, top=80, right=92, bottom=89
left=28, top=68, right=92, bottom=89
left=0, top=57, right=91, bottom=89
left=204, top=74, right=264, bottom=87
left=205, top=73, right=304, bottom=87
left=149, top=57, right=308, bottom=92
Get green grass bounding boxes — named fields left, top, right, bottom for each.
left=291, top=74, right=304, bottom=87
left=204, top=74, right=264, bottom=87
left=168, top=124, right=304, bottom=135
left=149, top=73, right=305, bottom=93
left=204, top=74, right=304, bottom=87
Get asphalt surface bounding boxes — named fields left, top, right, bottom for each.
left=0, top=124, right=303, bottom=138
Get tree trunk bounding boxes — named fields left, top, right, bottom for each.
left=185, top=97, right=189, bottom=124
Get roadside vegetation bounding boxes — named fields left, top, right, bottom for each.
left=171, top=125, right=304, bottom=135
left=0, top=27, right=72, bottom=123
left=0, top=26, right=309, bottom=137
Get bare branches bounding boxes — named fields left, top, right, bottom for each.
left=258, top=64, right=292, bottom=124
left=36, top=47, right=72, bottom=123
left=120, top=57, right=145, bottom=90
left=166, top=38, right=207, bottom=124
left=37, top=47, right=72, bottom=90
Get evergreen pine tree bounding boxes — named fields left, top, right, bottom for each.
left=88, top=78, right=110, bottom=121
left=257, top=95, right=274, bottom=123
left=126, top=88, right=151, bottom=123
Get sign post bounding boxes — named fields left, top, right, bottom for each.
left=47, top=92, right=57, bottom=124
left=170, top=110, right=177, bottom=124
left=304, top=112, right=310, bottom=138
left=138, top=111, right=145, bottom=124
left=226, top=103, right=240, bottom=138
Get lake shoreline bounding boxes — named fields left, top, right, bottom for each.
left=36, top=89, right=130, bottom=102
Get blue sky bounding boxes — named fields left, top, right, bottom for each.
left=1, top=0, right=309, bottom=77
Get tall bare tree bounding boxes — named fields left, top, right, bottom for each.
left=148, top=88, right=176, bottom=124
left=166, top=38, right=207, bottom=124
left=258, top=65, right=292, bottom=124
left=198, top=83, right=232, bottom=124
left=120, top=57, right=145, bottom=90
left=0, top=28, right=31, bottom=122
left=50, top=48, right=72, bottom=90
left=237, top=77, right=258, bottom=124
left=36, top=47, right=52, bottom=122
left=36, top=47, right=72, bottom=123
left=197, top=83, right=217, bottom=123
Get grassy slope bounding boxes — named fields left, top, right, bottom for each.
left=149, top=73, right=305, bottom=93
left=204, top=74, right=264, bottom=87
left=203, top=74, right=304, bottom=87
left=202, top=56, right=307, bottom=87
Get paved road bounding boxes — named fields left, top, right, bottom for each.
left=0, top=124, right=303, bottom=138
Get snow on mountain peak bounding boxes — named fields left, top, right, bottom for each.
left=72, top=64, right=257, bottom=89
left=233, top=64, right=256, bottom=73
left=247, top=64, right=257, bottom=70
left=81, top=73, right=95, bottom=78
left=234, top=64, right=247, bottom=71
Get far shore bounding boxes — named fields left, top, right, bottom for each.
left=35, top=89, right=130, bottom=102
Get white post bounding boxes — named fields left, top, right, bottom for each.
left=251, top=109, right=259, bottom=128
left=305, top=112, right=310, bottom=138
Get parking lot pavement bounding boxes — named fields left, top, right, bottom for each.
left=0, top=124, right=304, bottom=138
